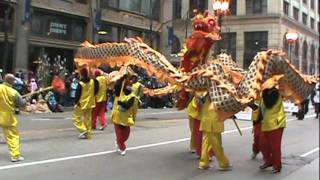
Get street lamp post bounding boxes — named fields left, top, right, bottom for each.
left=285, top=32, right=298, bottom=63
left=212, top=0, right=230, bottom=54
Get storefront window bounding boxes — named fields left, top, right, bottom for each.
left=99, top=24, right=119, bottom=43
left=31, top=11, right=86, bottom=42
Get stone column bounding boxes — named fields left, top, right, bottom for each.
left=13, top=0, right=29, bottom=71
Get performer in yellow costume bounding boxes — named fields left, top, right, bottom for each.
left=199, top=94, right=232, bottom=170
left=112, top=76, right=140, bottom=156
left=73, top=68, right=99, bottom=139
left=0, top=74, right=27, bottom=162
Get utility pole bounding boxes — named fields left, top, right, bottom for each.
left=2, top=3, right=12, bottom=74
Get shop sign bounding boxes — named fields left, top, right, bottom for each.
left=49, top=22, right=67, bottom=35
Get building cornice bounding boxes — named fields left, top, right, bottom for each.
left=281, top=15, right=319, bottom=38
left=29, top=36, right=82, bottom=49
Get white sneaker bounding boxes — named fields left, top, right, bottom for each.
left=218, top=164, right=233, bottom=171
left=114, top=140, right=120, bottom=152
left=120, top=150, right=126, bottom=156
left=78, top=132, right=87, bottom=139
left=11, top=156, right=24, bottom=162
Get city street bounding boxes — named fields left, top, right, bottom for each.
left=0, top=108, right=318, bottom=180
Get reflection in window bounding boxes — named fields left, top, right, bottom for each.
left=244, top=31, right=268, bottom=68
left=229, top=0, right=237, bottom=15
left=283, top=1, right=289, bottom=16
left=302, top=13, right=307, bottom=25
left=293, top=7, right=299, bottom=20
left=215, top=32, right=237, bottom=61
left=302, top=41, right=308, bottom=73
left=246, top=0, right=267, bottom=14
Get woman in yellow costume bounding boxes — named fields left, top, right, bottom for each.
left=112, top=75, right=140, bottom=156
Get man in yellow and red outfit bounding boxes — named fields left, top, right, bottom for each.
left=199, top=93, right=231, bottom=170
left=0, top=74, right=27, bottom=162
left=73, top=68, right=99, bottom=139
left=112, top=76, right=140, bottom=156
left=259, top=87, right=286, bottom=173
left=92, top=69, right=108, bottom=130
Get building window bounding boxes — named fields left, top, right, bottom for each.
left=101, top=0, right=118, bottom=8
left=310, top=18, right=315, bottom=29
left=293, top=7, right=299, bottom=20
left=311, top=0, right=314, bottom=9
left=244, top=31, right=268, bottom=68
left=283, top=1, right=289, bottom=16
left=173, top=0, right=182, bottom=19
left=310, top=44, right=315, bottom=74
left=302, top=0, right=307, bottom=5
left=302, top=41, right=308, bottom=73
left=302, top=13, right=307, bottom=25
left=75, top=0, right=87, bottom=4
left=215, top=32, right=237, bottom=61
left=246, top=0, right=267, bottom=14
left=102, top=0, right=160, bottom=20
left=0, top=3, right=14, bottom=33
left=189, top=0, right=208, bottom=15
left=293, top=40, right=299, bottom=68
left=229, top=0, right=237, bottom=15
left=30, top=11, right=86, bottom=42
left=99, top=24, right=119, bottom=43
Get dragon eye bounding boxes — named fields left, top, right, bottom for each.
left=208, top=19, right=215, bottom=26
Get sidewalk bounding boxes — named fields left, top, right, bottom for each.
left=283, top=158, right=319, bottom=180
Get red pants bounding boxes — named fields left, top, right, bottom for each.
left=252, top=123, right=261, bottom=154
left=114, top=124, right=130, bottom=151
left=92, top=101, right=107, bottom=129
left=193, top=119, right=202, bottom=156
left=260, top=128, right=284, bottom=171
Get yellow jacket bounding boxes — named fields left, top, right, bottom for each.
left=200, top=96, right=224, bottom=133
left=251, top=100, right=260, bottom=122
left=132, top=82, right=143, bottom=98
left=261, top=96, right=286, bottom=132
left=78, top=80, right=95, bottom=110
left=95, top=76, right=107, bottom=102
left=186, top=96, right=201, bottom=120
left=0, top=83, right=19, bottom=127
left=112, top=93, right=137, bottom=126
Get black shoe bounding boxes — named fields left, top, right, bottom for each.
left=260, top=163, right=272, bottom=170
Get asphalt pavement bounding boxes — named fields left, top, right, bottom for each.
left=0, top=108, right=318, bottom=180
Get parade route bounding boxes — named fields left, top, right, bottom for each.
left=0, top=109, right=318, bottom=180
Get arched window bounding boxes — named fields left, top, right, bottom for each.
left=302, top=41, right=308, bottom=73
left=283, top=36, right=289, bottom=55
left=310, top=44, right=315, bottom=74
left=293, top=40, right=300, bottom=67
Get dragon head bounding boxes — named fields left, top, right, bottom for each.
left=181, top=10, right=221, bottom=72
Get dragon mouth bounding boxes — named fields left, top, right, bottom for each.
left=193, top=22, right=209, bottom=32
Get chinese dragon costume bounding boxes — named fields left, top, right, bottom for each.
left=74, top=11, right=317, bottom=120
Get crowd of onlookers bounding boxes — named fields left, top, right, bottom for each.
left=0, top=68, right=174, bottom=114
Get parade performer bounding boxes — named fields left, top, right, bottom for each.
left=92, top=69, right=108, bottom=130
left=112, top=76, right=139, bottom=156
left=251, top=100, right=262, bottom=159
left=73, top=68, right=99, bottom=139
left=199, top=93, right=231, bottom=170
left=259, top=85, right=286, bottom=173
left=0, top=74, right=27, bottom=162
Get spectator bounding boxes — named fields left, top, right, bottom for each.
left=311, top=82, right=320, bottom=119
